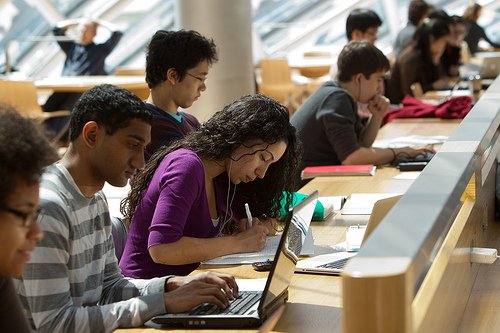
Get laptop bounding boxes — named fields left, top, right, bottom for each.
left=149, top=190, right=318, bottom=328
left=466, top=52, right=500, bottom=79
left=295, top=194, right=401, bottom=275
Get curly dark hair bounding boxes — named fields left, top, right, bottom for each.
left=122, top=94, right=302, bottom=222
left=145, top=30, right=218, bottom=88
left=0, top=104, right=58, bottom=207
left=69, top=84, right=153, bottom=141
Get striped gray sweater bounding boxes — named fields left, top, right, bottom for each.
left=14, top=163, right=168, bottom=333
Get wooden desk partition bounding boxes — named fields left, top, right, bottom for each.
left=342, top=76, right=500, bottom=333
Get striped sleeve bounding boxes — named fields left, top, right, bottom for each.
left=14, top=165, right=168, bottom=333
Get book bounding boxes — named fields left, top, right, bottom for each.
left=279, top=192, right=346, bottom=221
left=301, top=164, right=376, bottom=179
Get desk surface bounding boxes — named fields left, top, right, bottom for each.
left=114, top=118, right=460, bottom=333
left=34, top=75, right=148, bottom=93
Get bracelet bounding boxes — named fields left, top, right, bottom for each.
left=389, top=148, right=396, bottom=161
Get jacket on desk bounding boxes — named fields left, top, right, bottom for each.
left=383, top=95, right=473, bottom=125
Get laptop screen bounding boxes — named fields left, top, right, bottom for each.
left=260, top=191, right=317, bottom=311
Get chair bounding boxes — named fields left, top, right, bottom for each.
left=258, top=58, right=307, bottom=114
left=111, top=216, right=128, bottom=262
left=0, top=80, right=70, bottom=142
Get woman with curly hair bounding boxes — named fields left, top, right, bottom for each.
left=119, top=94, right=302, bottom=277
left=0, top=105, right=58, bottom=332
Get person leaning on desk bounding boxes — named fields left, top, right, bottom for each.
left=14, top=85, right=239, bottom=333
left=291, top=41, right=432, bottom=189
left=119, top=94, right=301, bottom=279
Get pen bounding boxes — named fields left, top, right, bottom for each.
left=245, top=203, right=253, bottom=228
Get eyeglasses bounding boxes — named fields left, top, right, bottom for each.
left=186, top=72, right=207, bottom=84
left=0, top=206, right=41, bottom=229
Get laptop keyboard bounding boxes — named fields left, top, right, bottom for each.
left=318, top=257, right=350, bottom=270
left=189, top=291, right=261, bottom=316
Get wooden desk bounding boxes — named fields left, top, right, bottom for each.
left=289, top=58, right=332, bottom=79
left=114, top=118, right=459, bottom=333
left=34, top=75, right=149, bottom=99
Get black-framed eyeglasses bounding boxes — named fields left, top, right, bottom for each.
left=186, top=72, right=207, bottom=83
left=0, top=206, right=41, bottom=228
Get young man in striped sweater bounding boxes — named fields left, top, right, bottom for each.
left=14, top=84, right=238, bottom=332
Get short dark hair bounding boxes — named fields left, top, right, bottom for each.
left=408, top=0, right=430, bottom=25
left=145, top=30, right=218, bottom=88
left=69, top=84, right=153, bottom=141
left=337, top=41, right=390, bottom=82
left=346, top=8, right=382, bottom=40
left=0, top=105, right=58, bottom=207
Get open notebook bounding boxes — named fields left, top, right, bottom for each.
left=148, top=191, right=318, bottom=328
left=295, top=194, right=401, bottom=275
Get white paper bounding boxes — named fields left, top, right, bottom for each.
left=373, top=135, right=448, bottom=149
left=341, top=193, right=401, bottom=215
left=202, top=227, right=315, bottom=265
left=394, top=172, right=421, bottom=180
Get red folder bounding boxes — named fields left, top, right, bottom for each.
left=301, top=164, right=376, bottom=179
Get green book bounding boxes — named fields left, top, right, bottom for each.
left=280, top=192, right=342, bottom=221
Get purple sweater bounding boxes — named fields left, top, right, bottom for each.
left=120, top=149, right=243, bottom=277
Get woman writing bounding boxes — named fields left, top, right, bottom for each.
left=120, top=94, right=301, bottom=277
left=0, top=105, right=58, bottom=332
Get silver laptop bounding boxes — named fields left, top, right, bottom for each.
left=467, top=52, right=500, bottom=79
left=295, top=194, right=400, bottom=275
left=149, top=191, right=318, bottom=328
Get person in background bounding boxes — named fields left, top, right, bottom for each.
left=0, top=105, right=58, bottom=333
left=463, top=3, right=500, bottom=55
left=388, top=17, right=451, bottom=104
left=441, top=15, right=468, bottom=78
left=14, top=85, right=239, bottom=332
left=393, top=0, right=431, bottom=59
left=144, top=30, right=218, bottom=159
left=329, top=8, right=382, bottom=80
left=43, top=17, right=123, bottom=136
left=330, top=8, right=384, bottom=119
left=345, top=8, right=383, bottom=44
left=119, top=94, right=301, bottom=278
left=291, top=41, right=431, bottom=189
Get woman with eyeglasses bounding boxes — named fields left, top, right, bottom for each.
left=0, top=105, right=58, bottom=332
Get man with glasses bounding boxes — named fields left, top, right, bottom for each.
left=144, top=29, right=218, bottom=159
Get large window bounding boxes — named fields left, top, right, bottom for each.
left=1, top=0, right=499, bottom=78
